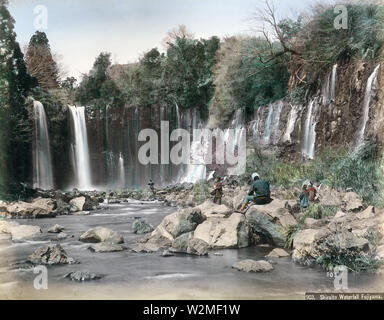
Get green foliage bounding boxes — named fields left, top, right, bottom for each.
left=209, top=37, right=289, bottom=126
left=284, top=224, right=302, bottom=249
left=326, top=142, right=384, bottom=206
left=316, top=249, right=382, bottom=273
left=76, top=52, right=123, bottom=108
left=292, top=2, right=384, bottom=95
left=300, top=204, right=338, bottom=222
left=246, top=142, right=383, bottom=207
left=0, top=2, right=36, bottom=199
left=289, top=85, right=306, bottom=105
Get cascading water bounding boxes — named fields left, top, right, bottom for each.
left=181, top=110, right=207, bottom=183
left=356, top=64, right=380, bottom=146
left=302, top=99, right=321, bottom=159
left=32, top=101, right=54, bottom=190
left=283, top=104, right=299, bottom=143
left=69, top=106, right=92, bottom=190
left=271, top=101, right=283, bottom=144
left=329, top=64, right=337, bottom=107
left=322, top=64, right=337, bottom=107
left=264, top=104, right=273, bottom=143
left=252, top=107, right=262, bottom=140
left=118, top=153, right=125, bottom=188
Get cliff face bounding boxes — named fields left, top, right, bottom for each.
left=245, top=61, right=382, bottom=160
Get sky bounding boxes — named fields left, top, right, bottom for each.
left=8, top=0, right=327, bottom=79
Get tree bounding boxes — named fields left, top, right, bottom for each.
left=25, top=31, right=59, bottom=90
left=162, top=24, right=194, bottom=48
left=76, top=52, right=122, bottom=107
left=0, top=1, right=35, bottom=198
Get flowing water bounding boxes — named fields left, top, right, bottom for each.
left=181, top=110, right=208, bottom=184
left=264, top=104, right=274, bottom=143
left=283, top=104, right=299, bottom=143
left=302, top=99, right=321, bottom=159
left=271, top=101, right=283, bottom=144
left=69, top=106, right=92, bottom=190
left=0, top=201, right=382, bottom=300
left=118, top=153, right=125, bottom=188
left=329, top=64, right=337, bottom=108
left=32, top=101, right=54, bottom=190
left=356, top=64, right=381, bottom=146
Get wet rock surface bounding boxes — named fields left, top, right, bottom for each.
left=64, top=271, right=103, bottom=282
left=232, top=259, right=274, bottom=272
left=79, top=227, right=124, bottom=244
left=28, top=244, right=76, bottom=265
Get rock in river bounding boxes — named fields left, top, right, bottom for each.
left=88, top=243, right=127, bottom=253
left=79, top=227, right=124, bottom=244
left=232, top=259, right=274, bottom=273
left=0, top=220, right=42, bottom=240
left=64, top=271, right=103, bottom=282
left=132, top=218, right=154, bottom=234
left=28, top=244, right=75, bottom=265
left=48, top=224, right=65, bottom=233
left=246, top=199, right=297, bottom=247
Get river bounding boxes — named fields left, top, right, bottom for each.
left=0, top=201, right=382, bottom=300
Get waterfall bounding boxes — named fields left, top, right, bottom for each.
left=283, top=104, right=299, bottom=143
left=118, top=153, right=125, bottom=188
left=356, top=64, right=380, bottom=146
left=264, top=104, right=273, bottom=143
left=32, top=101, right=54, bottom=190
left=322, top=64, right=337, bottom=107
left=271, top=101, right=283, bottom=143
left=329, top=64, right=337, bottom=107
left=181, top=110, right=207, bottom=183
left=302, top=99, right=321, bottom=159
left=252, top=107, right=262, bottom=140
left=69, top=106, right=92, bottom=190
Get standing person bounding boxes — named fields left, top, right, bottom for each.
left=148, top=179, right=155, bottom=194
left=212, top=177, right=223, bottom=205
left=300, top=184, right=310, bottom=212
left=307, top=181, right=317, bottom=202
left=238, top=173, right=271, bottom=212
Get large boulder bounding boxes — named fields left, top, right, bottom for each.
left=158, top=207, right=205, bottom=239
left=132, top=219, right=154, bottom=234
left=342, top=192, right=363, bottom=212
left=317, top=186, right=343, bottom=207
left=245, top=199, right=297, bottom=247
left=133, top=207, right=206, bottom=252
left=69, top=197, right=86, bottom=212
left=187, top=238, right=209, bottom=256
left=5, top=199, right=57, bottom=219
left=172, top=232, right=193, bottom=252
left=79, top=227, right=124, bottom=244
left=232, top=259, right=274, bottom=272
left=195, top=201, right=232, bottom=218
left=0, top=220, right=42, bottom=240
left=171, top=232, right=209, bottom=255
left=193, top=213, right=249, bottom=249
left=28, top=244, right=75, bottom=265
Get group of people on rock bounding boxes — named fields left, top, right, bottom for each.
left=146, top=172, right=317, bottom=213
left=210, top=173, right=317, bottom=213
